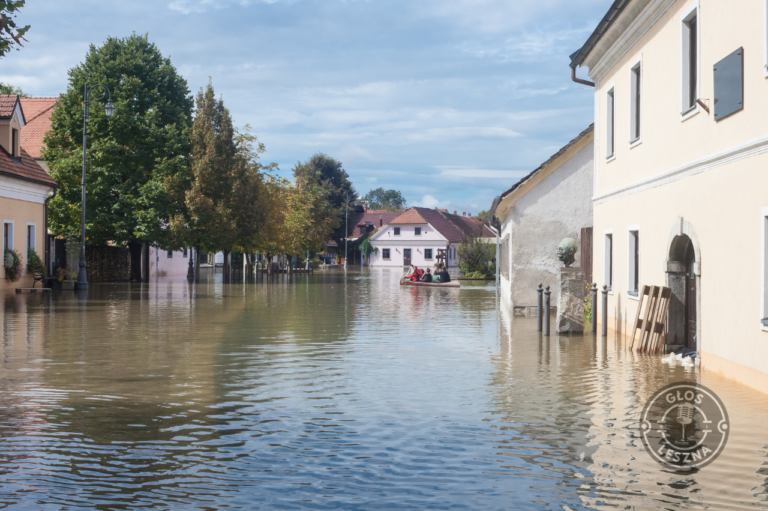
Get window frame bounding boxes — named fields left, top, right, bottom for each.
left=167, top=250, right=173, bottom=259
left=606, top=83, right=616, bottom=160
left=627, top=225, right=640, bottom=299
left=415, top=227, right=422, bottom=236
left=681, top=2, right=700, bottom=120
left=3, top=221, right=13, bottom=252
left=761, top=207, right=768, bottom=330
left=183, top=247, right=188, bottom=258
left=629, top=55, right=642, bottom=146
left=424, top=248, right=433, bottom=260
left=382, top=248, right=391, bottom=260
left=11, top=128, right=19, bottom=158
left=604, top=229, right=614, bottom=293
left=393, top=227, right=401, bottom=236
left=26, top=223, right=35, bottom=256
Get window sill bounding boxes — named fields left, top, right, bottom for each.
left=606, top=154, right=616, bottom=163
left=681, top=104, right=699, bottom=122
left=629, top=138, right=642, bottom=149
left=627, top=292, right=640, bottom=301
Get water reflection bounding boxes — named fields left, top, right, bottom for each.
left=0, top=270, right=764, bottom=509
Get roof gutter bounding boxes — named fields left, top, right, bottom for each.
left=571, top=67, right=595, bottom=88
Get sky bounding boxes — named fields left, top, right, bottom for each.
left=0, top=0, right=610, bottom=215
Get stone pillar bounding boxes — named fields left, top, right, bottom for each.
left=556, top=267, right=585, bottom=334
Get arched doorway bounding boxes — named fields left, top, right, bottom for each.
left=665, top=219, right=701, bottom=352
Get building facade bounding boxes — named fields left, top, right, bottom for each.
left=495, top=125, right=594, bottom=312
left=0, top=95, right=57, bottom=290
left=571, top=0, right=768, bottom=391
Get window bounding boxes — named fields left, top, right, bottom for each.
left=11, top=129, right=19, bottom=158
left=167, top=250, right=173, bottom=258
left=425, top=248, right=433, bottom=259
left=394, top=227, right=401, bottom=236
left=682, top=7, right=698, bottom=113
left=415, top=227, right=421, bottom=236
left=606, top=87, right=615, bottom=158
left=26, top=224, right=35, bottom=256
left=604, top=231, right=613, bottom=290
left=714, top=47, right=744, bottom=121
left=630, top=60, right=641, bottom=142
left=183, top=247, right=188, bottom=258
left=3, top=222, right=13, bottom=252
left=383, top=248, right=391, bottom=259
left=628, top=228, right=640, bottom=296
left=762, top=207, right=768, bottom=326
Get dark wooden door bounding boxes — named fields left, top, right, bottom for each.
left=403, top=249, right=412, bottom=267
left=580, top=227, right=593, bottom=284
left=685, top=250, right=697, bottom=351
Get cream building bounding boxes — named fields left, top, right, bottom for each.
left=0, top=95, right=57, bottom=290
left=570, top=0, right=768, bottom=392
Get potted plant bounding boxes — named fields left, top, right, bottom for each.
left=3, top=248, right=23, bottom=283
left=58, top=263, right=77, bottom=290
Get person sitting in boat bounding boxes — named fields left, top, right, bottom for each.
left=434, top=265, right=451, bottom=283
left=405, top=266, right=421, bottom=281
left=420, top=269, right=433, bottom=283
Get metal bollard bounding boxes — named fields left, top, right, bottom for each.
left=591, top=283, right=598, bottom=333
left=544, top=285, right=551, bottom=336
left=602, top=285, right=608, bottom=337
left=537, top=284, right=543, bottom=332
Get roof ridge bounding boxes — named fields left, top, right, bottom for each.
left=24, top=102, right=56, bottom=124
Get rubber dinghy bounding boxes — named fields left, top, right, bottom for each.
left=399, top=277, right=460, bottom=288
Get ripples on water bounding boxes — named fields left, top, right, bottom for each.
left=0, top=269, right=766, bottom=510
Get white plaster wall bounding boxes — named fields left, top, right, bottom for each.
left=501, top=140, right=594, bottom=308
left=149, top=247, right=191, bottom=276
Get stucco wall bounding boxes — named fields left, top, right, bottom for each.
left=499, top=139, right=594, bottom=309
left=370, top=222, right=456, bottom=268
left=0, top=195, right=47, bottom=290
left=149, top=247, right=191, bottom=276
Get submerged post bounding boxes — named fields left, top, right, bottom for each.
left=544, top=285, right=551, bottom=336
left=591, top=283, right=597, bottom=333
left=537, top=284, right=543, bottom=331
left=602, top=285, right=608, bottom=337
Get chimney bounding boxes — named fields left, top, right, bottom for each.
left=462, top=211, right=466, bottom=217
left=453, top=210, right=457, bottom=215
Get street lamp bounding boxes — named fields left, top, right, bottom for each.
left=77, top=83, right=115, bottom=290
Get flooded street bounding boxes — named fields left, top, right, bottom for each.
left=0, top=269, right=766, bottom=510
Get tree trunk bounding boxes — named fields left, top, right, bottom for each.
left=223, top=249, right=230, bottom=282
left=128, top=241, right=143, bottom=282
left=194, top=246, right=201, bottom=280
left=141, top=242, right=150, bottom=282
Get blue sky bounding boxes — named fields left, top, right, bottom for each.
left=0, top=0, right=609, bottom=215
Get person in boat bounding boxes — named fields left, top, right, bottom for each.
left=420, top=268, right=433, bottom=283
left=434, top=264, right=451, bottom=283
left=405, top=266, right=421, bottom=281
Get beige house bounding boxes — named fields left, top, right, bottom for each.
left=571, top=0, right=768, bottom=392
left=0, top=95, right=57, bottom=290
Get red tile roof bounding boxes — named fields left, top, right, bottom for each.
left=0, top=95, right=21, bottom=119
left=389, top=208, right=427, bottom=224
left=0, top=144, right=57, bottom=187
left=388, top=207, right=495, bottom=243
left=19, top=97, right=58, bottom=160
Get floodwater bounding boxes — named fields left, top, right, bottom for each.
left=0, top=269, right=766, bottom=510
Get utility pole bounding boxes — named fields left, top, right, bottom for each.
left=344, top=192, right=348, bottom=270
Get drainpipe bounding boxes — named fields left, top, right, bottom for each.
left=571, top=67, right=595, bottom=88
left=488, top=195, right=502, bottom=292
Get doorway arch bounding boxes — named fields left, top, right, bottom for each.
left=665, top=217, right=701, bottom=353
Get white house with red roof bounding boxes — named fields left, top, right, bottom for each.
left=369, top=207, right=494, bottom=268
left=0, top=94, right=57, bottom=289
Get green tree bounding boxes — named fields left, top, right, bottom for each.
left=292, top=153, right=356, bottom=246
left=360, top=187, right=406, bottom=211
left=457, top=233, right=494, bottom=277
left=0, top=82, right=25, bottom=96
left=0, top=1, right=29, bottom=58
left=476, top=210, right=498, bottom=226
left=43, top=34, right=193, bottom=281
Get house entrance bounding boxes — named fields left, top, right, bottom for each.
left=666, top=230, right=699, bottom=352
left=403, top=249, right=412, bottom=267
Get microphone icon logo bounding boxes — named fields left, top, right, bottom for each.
left=676, top=402, right=695, bottom=444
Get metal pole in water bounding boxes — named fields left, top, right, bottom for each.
left=537, top=284, right=543, bottom=332
left=602, top=285, right=608, bottom=337
left=544, top=285, right=551, bottom=336
left=591, top=283, right=597, bottom=333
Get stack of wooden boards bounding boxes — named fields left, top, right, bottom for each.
left=629, top=285, right=672, bottom=354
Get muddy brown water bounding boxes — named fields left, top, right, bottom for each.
left=0, top=268, right=766, bottom=509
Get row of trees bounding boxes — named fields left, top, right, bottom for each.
left=41, top=34, right=358, bottom=280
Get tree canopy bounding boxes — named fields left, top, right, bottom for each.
left=360, top=187, right=406, bottom=211
left=43, top=34, right=193, bottom=279
left=0, top=1, right=29, bottom=58
left=0, top=82, right=25, bottom=96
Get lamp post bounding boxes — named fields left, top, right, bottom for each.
left=344, top=192, right=348, bottom=270
left=77, top=83, right=115, bottom=290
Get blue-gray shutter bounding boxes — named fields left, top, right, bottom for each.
left=714, top=47, right=743, bottom=121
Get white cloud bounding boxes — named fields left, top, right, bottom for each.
left=337, top=144, right=376, bottom=164
left=169, top=0, right=258, bottom=14
left=436, top=167, right=527, bottom=179
left=412, top=194, right=450, bottom=209
left=408, top=127, right=521, bottom=142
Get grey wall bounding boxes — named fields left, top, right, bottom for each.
left=503, top=140, right=594, bottom=308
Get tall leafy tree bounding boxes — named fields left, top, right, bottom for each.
left=44, top=34, right=193, bottom=281
left=0, top=82, right=25, bottom=96
left=292, top=153, right=356, bottom=246
left=360, top=187, right=406, bottom=211
left=0, top=1, right=29, bottom=58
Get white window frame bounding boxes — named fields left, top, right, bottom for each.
left=26, top=223, right=36, bottom=254
left=415, top=227, right=422, bottom=236
left=606, top=83, right=616, bottom=161
left=425, top=248, right=433, bottom=260
left=394, top=227, right=401, bottom=236
left=3, top=221, right=13, bottom=252
left=761, top=207, right=768, bottom=331
left=681, top=2, right=700, bottom=121
left=604, top=229, right=614, bottom=293
left=382, top=248, right=391, bottom=260
left=629, top=54, right=642, bottom=146
left=627, top=225, right=641, bottom=300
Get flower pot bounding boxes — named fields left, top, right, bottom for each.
left=62, top=280, right=76, bottom=290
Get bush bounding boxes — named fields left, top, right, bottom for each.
left=27, top=249, right=45, bottom=278
left=3, top=249, right=23, bottom=283
left=457, top=234, right=494, bottom=277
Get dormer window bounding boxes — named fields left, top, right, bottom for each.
left=11, top=128, right=19, bottom=159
